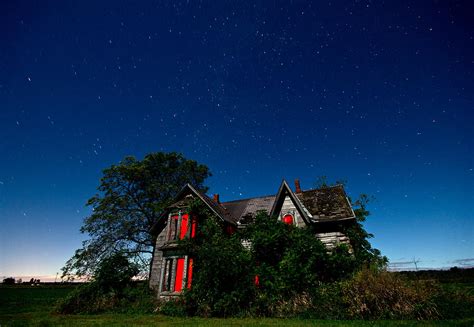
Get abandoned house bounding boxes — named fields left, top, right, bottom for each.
left=149, top=179, right=356, bottom=296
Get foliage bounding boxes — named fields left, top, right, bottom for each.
left=314, top=176, right=387, bottom=269
left=344, top=194, right=388, bottom=269
left=342, top=268, right=439, bottom=320
left=62, top=152, right=211, bottom=279
left=176, top=208, right=473, bottom=320
left=2, top=277, right=15, bottom=285
left=309, top=282, right=348, bottom=319
left=158, top=298, right=188, bottom=317
left=56, top=253, right=155, bottom=314
left=431, top=282, right=474, bottom=319
left=55, top=281, right=107, bottom=314
left=182, top=202, right=255, bottom=317
left=1, top=283, right=473, bottom=325
left=94, top=252, right=139, bottom=294
left=245, top=212, right=356, bottom=316
left=182, top=210, right=358, bottom=317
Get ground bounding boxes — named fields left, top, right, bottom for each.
left=0, top=284, right=473, bottom=326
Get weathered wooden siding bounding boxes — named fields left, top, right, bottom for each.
left=149, top=226, right=167, bottom=290
left=315, top=231, right=351, bottom=250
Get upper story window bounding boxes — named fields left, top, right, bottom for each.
left=167, top=211, right=197, bottom=241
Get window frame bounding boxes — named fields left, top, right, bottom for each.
left=159, top=255, right=193, bottom=294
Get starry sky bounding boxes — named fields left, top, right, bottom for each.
left=1, top=1, right=473, bottom=281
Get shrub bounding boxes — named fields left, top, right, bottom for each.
left=94, top=252, right=139, bottom=294
left=116, top=282, right=158, bottom=314
left=183, top=210, right=255, bottom=317
left=246, top=212, right=357, bottom=316
left=309, top=282, right=348, bottom=319
left=55, top=253, right=145, bottom=314
left=2, top=277, right=15, bottom=285
left=56, top=282, right=110, bottom=314
left=158, top=298, right=187, bottom=317
left=433, top=285, right=474, bottom=319
left=342, top=268, right=439, bottom=320
left=181, top=210, right=364, bottom=317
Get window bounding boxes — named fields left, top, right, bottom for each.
left=161, top=258, right=173, bottom=292
left=160, top=256, right=194, bottom=293
left=174, top=258, right=185, bottom=292
left=282, top=213, right=293, bottom=225
left=167, top=212, right=196, bottom=241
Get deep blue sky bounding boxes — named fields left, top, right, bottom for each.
left=1, top=1, right=473, bottom=280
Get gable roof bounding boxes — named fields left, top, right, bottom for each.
left=269, top=180, right=312, bottom=224
left=296, top=184, right=355, bottom=221
left=179, top=184, right=230, bottom=223
left=221, top=180, right=355, bottom=225
left=222, top=195, right=275, bottom=225
left=151, top=180, right=356, bottom=235
left=149, top=183, right=234, bottom=235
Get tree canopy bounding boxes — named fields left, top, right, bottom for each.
left=62, top=152, right=211, bottom=279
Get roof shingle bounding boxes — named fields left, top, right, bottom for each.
left=220, top=184, right=354, bottom=224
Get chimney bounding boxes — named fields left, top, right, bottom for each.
left=294, top=179, right=302, bottom=193
left=213, top=194, right=220, bottom=204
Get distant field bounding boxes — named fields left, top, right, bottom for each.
left=1, top=282, right=473, bottom=326
left=0, top=284, right=76, bottom=316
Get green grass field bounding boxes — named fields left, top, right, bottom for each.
left=0, top=284, right=473, bottom=326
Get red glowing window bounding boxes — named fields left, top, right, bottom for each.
left=282, top=214, right=293, bottom=225
left=174, top=258, right=185, bottom=292
left=179, top=214, right=189, bottom=239
left=168, top=213, right=195, bottom=241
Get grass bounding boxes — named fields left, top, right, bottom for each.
left=1, top=284, right=473, bottom=326
left=0, top=285, right=76, bottom=315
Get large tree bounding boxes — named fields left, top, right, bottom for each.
left=62, top=152, right=211, bottom=279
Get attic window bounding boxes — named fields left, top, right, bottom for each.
left=282, top=214, right=293, bottom=225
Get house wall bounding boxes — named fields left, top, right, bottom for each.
left=149, top=226, right=167, bottom=290
left=279, top=196, right=352, bottom=250
left=315, top=231, right=351, bottom=250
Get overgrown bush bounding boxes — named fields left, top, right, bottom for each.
left=56, top=282, right=111, bottom=314
left=432, top=285, right=474, bottom=319
left=56, top=253, right=156, bottom=314
left=308, top=282, right=348, bottom=319
left=342, top=268, right=439, bottom=320
left=161, top=205, right=474, bottom=320
left=182, top=210, right=361, bottom=317
left=245, top=212, right=360, bottom=316
left=158, top=298, right=187, bottom=317
left=182, top=210, right=255, bottom=317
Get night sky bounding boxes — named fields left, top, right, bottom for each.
left=1, top=1, right=473, bottom=281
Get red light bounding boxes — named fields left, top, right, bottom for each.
left=282, top=214, right=293, bottom=225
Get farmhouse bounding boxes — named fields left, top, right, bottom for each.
left=149, top=179, right=356, bottom=296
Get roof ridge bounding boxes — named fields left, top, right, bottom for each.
left=217, top=184, right=346, bottom=204
left=301, top=184, right=345, bottom=192
left=220, top=184, right=344, bottom=203
left=220, top=194, right=276, bottom=204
